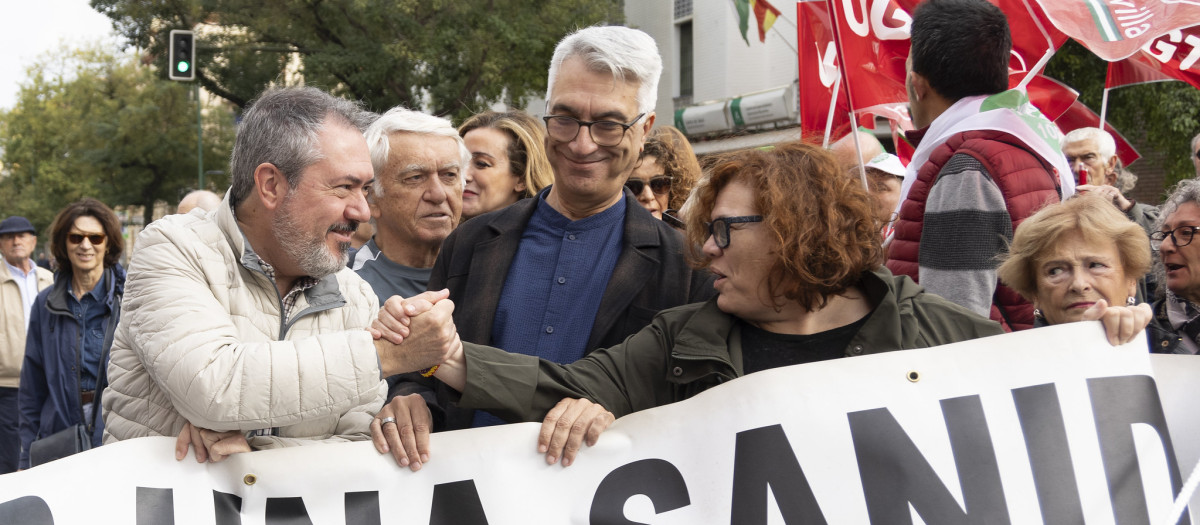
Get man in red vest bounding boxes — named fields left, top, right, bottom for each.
left=885, top=0, right=1073, bottom=331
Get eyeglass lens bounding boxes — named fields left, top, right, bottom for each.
left=68, top=233, right=105, bottom=245
left=624, top=176, right=672, bottom=196
left=1153, top=226, right=1197, bottom=249
left=544, top=115, right=642, bottom=147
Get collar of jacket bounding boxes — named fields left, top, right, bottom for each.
left=45, top=264, right=126, bottom=317
left=480, top=186, right=662, bottom=248
left=216, top=193, right=346, bottom=315
left=666, top=268, right=906, bottom=374
left=472, top=186, right=667, bottom=350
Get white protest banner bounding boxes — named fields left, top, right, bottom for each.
left=0, top=322, right=1193, bottom=524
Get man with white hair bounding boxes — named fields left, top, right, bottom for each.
left=1062, top=127, right=1158, bottom=233
left=379, top=26, right=714, bottom=440
left=351, top=108, right=466, bottom=302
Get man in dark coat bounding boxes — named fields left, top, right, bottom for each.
left=382, top=26, right=714, bottom=436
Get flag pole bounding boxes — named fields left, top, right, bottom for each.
left=1016, top=0, right=1056, bottom=89
left=1099, top=86, right=1111, bottom=130
left=823, top=76, right=842, bottom=148
left=849, top=111, right=870, bottom=191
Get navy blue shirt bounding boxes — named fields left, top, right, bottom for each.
left=67, top=271, right=111, bottom=392
left=476, top=192, right=626, bottom=427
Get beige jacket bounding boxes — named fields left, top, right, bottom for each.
left=0, top=259, right=53, bottom=388
left=102, top=196, right=386, bottom=449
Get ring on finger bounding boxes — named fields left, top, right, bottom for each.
left=380, top=416, right=397, bottom=426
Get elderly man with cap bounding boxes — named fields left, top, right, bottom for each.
left=859, top=153, right=906, bottom=240
left=0, top=216, right=53, bottom=473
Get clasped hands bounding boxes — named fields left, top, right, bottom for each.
left=173, top=291, right=462, bottom=465
left=367, top=290, right=616, bottom=470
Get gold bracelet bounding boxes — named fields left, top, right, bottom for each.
left=420, top=365, right=439, bottom=378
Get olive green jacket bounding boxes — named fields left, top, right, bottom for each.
left=458, top=268, right=1003, bottom=421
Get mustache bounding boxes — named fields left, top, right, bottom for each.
left=328, top=221, right=359, bottom=235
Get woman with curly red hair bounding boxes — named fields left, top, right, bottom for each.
left=373, top=141, right=1004, bottom=466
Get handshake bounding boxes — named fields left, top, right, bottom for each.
left=368, top=289, right=464, bottom=382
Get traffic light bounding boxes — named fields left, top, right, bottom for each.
left=168, top=30, right=195, bottom=81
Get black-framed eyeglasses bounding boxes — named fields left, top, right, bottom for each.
left=1194, top=150, right=1200, bottom=160
left=705, top=215, right=763, bottom=249
left=625, top=175, right=673, bottom=196
left=1151, top=225, right=1200, bottom=250
left=67, top=233, right=106, bottom=245
left=542, top=113, right=645, bottom=147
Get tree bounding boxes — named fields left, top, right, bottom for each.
left=1045, top=40, right=1200, bottom=190
left=89, top=0, right=624, bottom=122
left=0, top=44, right=235, bottom=230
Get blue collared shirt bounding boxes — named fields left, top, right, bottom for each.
left=66, top=271, right=110, bottom=392
left=477, top=191, right=626, bottom=426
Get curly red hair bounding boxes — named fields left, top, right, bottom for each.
left=685, top=142, right=882, bottom=311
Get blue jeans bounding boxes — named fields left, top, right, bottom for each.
left=0, top=387, right=18, bottom=474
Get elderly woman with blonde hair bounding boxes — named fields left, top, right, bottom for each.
left=998, top=193, right=1153, bottom=345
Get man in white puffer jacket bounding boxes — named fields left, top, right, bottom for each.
left=102, top=87, right=460, bottom=467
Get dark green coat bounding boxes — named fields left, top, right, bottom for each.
left=459, top=267, right=1003, bottom=421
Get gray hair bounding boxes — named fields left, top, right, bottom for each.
left=1153, top=179, right=1200, bottom=295
left=1063, top=127, right=1117, bottom=162
left=228, top=87, right=375, bottom=209
left=546, top=26, right=663, bottom=115
left=1112, top=162, right=1138, bottom=195
left=363, top=106, right=469, bottom=197
left=1191, top=131, right=1200, bottom=154
left=1157, top=179, right=1200, bottom=231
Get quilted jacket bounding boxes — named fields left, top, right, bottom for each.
left=102, top=196, right=386, bottom=449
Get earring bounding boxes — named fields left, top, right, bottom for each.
left=1127, top=297, right=1136, bottom=306
left=1033, top=308, right=1043, bottom=319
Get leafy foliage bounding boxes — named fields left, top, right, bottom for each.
left=0, top=45, right=235, bottom=230
left=1045, top=40, right=1200, bottom=190
left=89, top=0, right=624, bottom=121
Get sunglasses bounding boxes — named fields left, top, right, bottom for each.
left=67, top=233, right=106, bottom=245
left=625, top=175, right=673, bottom=196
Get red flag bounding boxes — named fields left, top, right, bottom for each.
left=827, top=0, right=912, bottom=113
left=1033, top=0, right=1200, bottom=61
left=993, top=0, right=1069, bottom=75
left=1010, top=73, right=1078, bottom=121
left=1108, top=55, right=1176, bottom=88
left=753, top=0, right=783, bottom=43
left=1054, top=99, right=1142, bottom=166
left=891, top=0, right=1067, bottom=76
left=798, top=0, right=852, bottom=141
left=1108, top=26, right=1200, bottom=90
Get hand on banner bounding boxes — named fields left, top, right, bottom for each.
left=371, top=291, right=461, bottom=377
left=368, top=289, right=451, bottom=344
left=175, top=422, right=251, bottom=463
left=1076, top=185, right=1133, bottom=213
left=539, top=397, right=614, bottom=467
left=1081, top=299, right=1152, bottom=346
left=370, top=394, right=433, bottom=471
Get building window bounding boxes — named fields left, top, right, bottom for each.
left=674, top=0, right=693, bottom=20
left=679, top=21, right=693, bottom=99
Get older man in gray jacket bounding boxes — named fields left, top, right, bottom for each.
left=103, top=87, right=459, bottom=469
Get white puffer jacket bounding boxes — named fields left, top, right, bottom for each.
left=102, top=196, right=386, bottom=449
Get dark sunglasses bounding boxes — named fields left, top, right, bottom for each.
left=67, top=233, right=106, bottom=245
left=625, top=175, right=673, bottom=196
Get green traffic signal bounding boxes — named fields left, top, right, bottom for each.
left=177, top=62, right=190, bottom=73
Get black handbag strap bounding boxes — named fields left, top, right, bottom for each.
left=89, top=289, right=121, bottom=431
